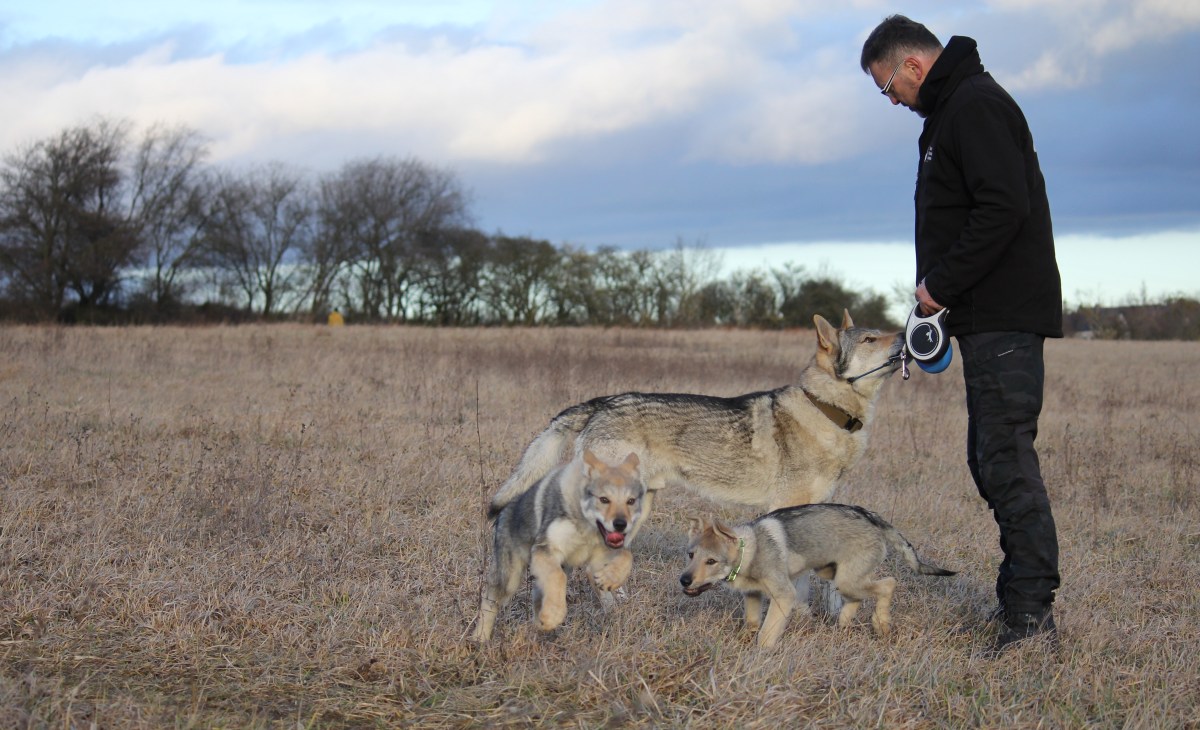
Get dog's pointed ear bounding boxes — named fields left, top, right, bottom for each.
left=713, top=520, right=738, bottom=543
left=582, top=449, right=603, bottom=476
left=620, top=451, right=640, bottom=474
left=841, top=309, right=854, bottom=330
left=813, top=314, right=838, bottom=354
left=686, top=516, right=706, bottom=539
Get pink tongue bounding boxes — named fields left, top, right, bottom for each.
left=605, top=531, right=625, bottom=547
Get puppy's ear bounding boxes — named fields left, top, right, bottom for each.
left=813, top=314, right=838, bottom=354
left=713, top=520, right=738, bottom=543
left=686, top=516, right=706, bottom=539
left=840, top=309, right=854, bottom=330
left=620, top=451, right=640, bottom=474
left=582, top=449, right=603, bottom=476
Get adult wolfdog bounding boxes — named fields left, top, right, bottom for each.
left=488, top=311, right=905, bottom=526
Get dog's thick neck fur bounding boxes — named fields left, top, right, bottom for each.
left=797, top=319, right=895, bottom=427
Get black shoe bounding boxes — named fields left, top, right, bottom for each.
left=989, top=610, right=1058, bottom=654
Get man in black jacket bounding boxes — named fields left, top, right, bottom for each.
left=861, top=15, right=1061, bottom=652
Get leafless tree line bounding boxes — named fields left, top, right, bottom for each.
left=0, top=118, right=898, bottom=327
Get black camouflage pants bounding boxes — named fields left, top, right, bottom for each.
left=959, top=331, right=1060, bottom=615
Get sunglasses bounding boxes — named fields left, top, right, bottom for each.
left=880, top=58, right=905, bottom=96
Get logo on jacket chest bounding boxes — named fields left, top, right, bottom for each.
left=923, top=145, right=934, bottom=163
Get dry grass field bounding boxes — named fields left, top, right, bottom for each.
left=1, top=324, right=1198, bottom=728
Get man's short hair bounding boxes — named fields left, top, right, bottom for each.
left=860, top=15, right=942, bottom=72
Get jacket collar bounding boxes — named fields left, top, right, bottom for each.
left=918, top=36, right=983, bottom=118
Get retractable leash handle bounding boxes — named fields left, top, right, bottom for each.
left=904, top=306, right=953, bottom=374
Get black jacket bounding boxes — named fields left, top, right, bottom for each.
left=915, top=36, right=1062, bottom=338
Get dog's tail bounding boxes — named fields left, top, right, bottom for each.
left=883, top=526, right=957, bottom=577
left=486, top=402, right=594, bottom=520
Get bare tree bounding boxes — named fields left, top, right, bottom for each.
left=415, top=227, right=490, bottom=325
left=729, top=269, right=780, bottom=327
left=650, top=238, right=724, bottom=327
left=126, top=124, right=211, bottom=318
left=482, top=235, right=560, bottom=324
left=546, top=244, right=600, bottom=325
left=307, top=173, right=360, bottom=318
left=0, top=119, right=134, bottom=319
left=201, top=164, right=312, bottom=316
left=312, top=157, right=470, bottom=322
left=777, top=264, right=899, bottom=329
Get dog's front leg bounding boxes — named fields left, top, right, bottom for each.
left=530, top=547, right=569, bottom=631
left=473, top=594, right=500, bottom=643
left=757, top=583, right=798, bottom=648
left=591, top=548, right=632, bottom=593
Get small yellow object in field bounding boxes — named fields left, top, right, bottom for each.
left=327, top=310, right=345, bottom=326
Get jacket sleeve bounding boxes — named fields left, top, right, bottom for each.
left=922, top=97, right=1030, bottom=306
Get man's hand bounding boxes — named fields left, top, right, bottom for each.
left=916, top=279, right=944, bottom=316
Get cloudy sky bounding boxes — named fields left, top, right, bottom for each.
left=3, top=0, right=1198, bottom=311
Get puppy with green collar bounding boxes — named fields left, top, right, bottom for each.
left=680, top=504, right=955, bottom=648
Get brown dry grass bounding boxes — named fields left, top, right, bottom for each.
left=1, top=324, right=1198, bottom=729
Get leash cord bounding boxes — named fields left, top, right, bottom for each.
left=846, top=350, right=907, bottom=384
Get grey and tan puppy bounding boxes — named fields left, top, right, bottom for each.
left=473, top=450, right=645, bottom=643
left=680, top=504, right=956, bottom=648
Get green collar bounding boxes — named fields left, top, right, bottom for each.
left=726, top=538, right=746, bottom=581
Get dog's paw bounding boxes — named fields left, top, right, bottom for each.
left=591, top=551, right=633, bottom=592
left=537, top=601, right=567, bottom=632
left=591, top=568, right=627, bottom=593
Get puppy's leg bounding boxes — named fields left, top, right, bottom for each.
left=473, top=583, right=501, bottom=643
left=833, top=573, right=863, bottom=630
left=591, top=548, right=632, bottom=593
left=530, top=547, right=569, bottom=632
left=836, top=598, right=862, bottom=630
left=757, top=580, right=798, bottom=648
left=473, top=547, right=527, bottom=643
left=867, top=576, right=897, bottom=636
left=833, top=571, right=894, bottom=633
left=742, top=591, right=764, bottom=633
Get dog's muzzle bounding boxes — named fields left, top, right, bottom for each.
left=597, top=519, right=627, bottom=549
left=679, top=573, right=715, bottom=597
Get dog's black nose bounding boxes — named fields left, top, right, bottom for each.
left=680, top=574, right=692, bottom=588
left=613, top=518, right=627, bottom=532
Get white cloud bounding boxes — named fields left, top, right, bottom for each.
left=1004, top=50, right=1089, bottom=91
left=1, top=0, right=1196, bottom=172
left=1, top=0, right=869, bottom=168
left=984, top=0, right=1200, bottom=86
